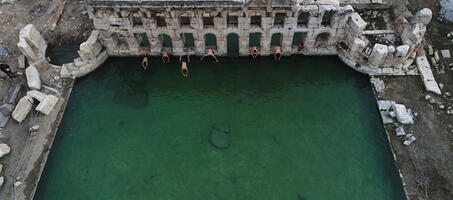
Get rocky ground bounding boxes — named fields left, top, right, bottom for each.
left=0, top=0, right=90, bottom=199
left=377, top=1, right=453, bottom=199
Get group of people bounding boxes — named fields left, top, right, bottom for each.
left=141, top=48, right=219, bottom=78
left=140, top=43, right=305, bottom=78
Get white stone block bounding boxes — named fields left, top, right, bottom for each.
left=25, top=66, right=41, bottom=90
left=368, top=44, right=388, bottom=67
left=36, top=95, right=59, bottom=115
left=392, top=103, right=414, bottom=124
left=12, top=95, right=34, bottom=123
left=350, top=37, right=366, bottom=56
left=348, top=13, right=366, bottom=33
left=395, top=45, right=410, bottom=58
left=441, top=49, right=450, bottom=58
left=27, top=90, right=46, bottom=102
left=411, top=8, right=432, bottom=25
left=0, top=144, right=10, bottom=158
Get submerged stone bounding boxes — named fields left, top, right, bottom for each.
left=209, top=125, right=231, bottom=149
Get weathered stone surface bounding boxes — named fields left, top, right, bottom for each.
left=368, top=44, right=388, bottom=67
left=0, top=143, right=10, bottom=158
left=441, top=49, right=450, bottom=58
left=27, top=90, right=46, bottom=102
left=416, top=56, right=441, bottom=95
left=36, top=95, right=59, bottom=115
left=17, top=24, right=47, bottom=63
left=395, top=126, right=406, bottom=136
left=0, top=176, right=3, bottom=188
left=12, top=95, right=34, bottom=123
left=411, top=8, right=432, bottom=25
left=25, top=66, right=41, bottom=90
left=392, top=103, right=414, bottom=124
left=348, top=12, right=367, bottom=33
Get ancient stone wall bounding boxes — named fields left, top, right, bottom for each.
left=80, top=0, right=431, bottom=75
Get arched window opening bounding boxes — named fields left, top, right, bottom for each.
left=315, top=32, right=330, bottom=47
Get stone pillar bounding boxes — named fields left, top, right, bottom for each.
left=368, top=44, right=388, bottom=67
left=282, top=33, right=293, bottom=55
left=173, top=36, right=184, bottom=56
left=350, top=37, right=366, bottom=57
left=239, top=35, right=249, bottom=56
left=217, top=36, right=227, bottom=56
left=394, top=45, right=410, bottom=68
left=194, top=34, right=204, bottom=55
left=17, top=24, right=47, bottom=65
left=261, top=34, right=271, bottom=56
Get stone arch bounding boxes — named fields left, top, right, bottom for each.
left=227, top=33, right=239, bottom=57
left=159, top=33, right=173, bottom=48
left=249, top=32, right=261, bottom=47
left=315, top=32, right=330, bottom=47
left=297, top=11, right=309, bottom=27
left=271, top=33, right=282, bottom=46
left=204, top=33, right=217, bottom=49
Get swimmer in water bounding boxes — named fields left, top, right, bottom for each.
left=273, top=46, right=282, bottom=61
left=200, top=48, right=219, bottom=62
left=179, top=55, right=190, bottom=77
left=162, top=51, right=170, bottom=63
left=141, top=54, right=149, bottom=70
left=250, top=46, right=259, bottom=59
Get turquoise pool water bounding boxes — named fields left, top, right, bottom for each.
left=35, top=54, right=406, bottom=200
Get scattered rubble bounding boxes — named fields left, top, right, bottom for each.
left=370, top=77, right=386, bottom=93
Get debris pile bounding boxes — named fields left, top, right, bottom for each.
left=377, top=100, right=417, bottom=145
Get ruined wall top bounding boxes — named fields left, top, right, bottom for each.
left=85, top=0, right=299, bottom=8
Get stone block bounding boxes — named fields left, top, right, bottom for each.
left=36, top=95, right=59, bottom=115
left=348, top=13, right=366, bottom=33
left=350, top=37, right=366, bottom=56
left=395, top=45, right=410, bottom=58
left=368, top=44, right=388, bottom=67
left=411, top=8, right=432, bottom=25
left=0, top=144, right=10, bottom=158
left=25, top=65, right=41, bottom=90
left=27, top=90, right=46, bottom=102
left=12, top=95, right=34, bottom=123
left=392, top=103, right=414, bottom=124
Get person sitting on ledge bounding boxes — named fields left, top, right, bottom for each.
left=200, top=48, right=219, bottom=63
left=298, top=43, right=305, bottom=52
left=141, top=54, right=149, bottom=70
left=274, top=46, right=282, bottom=61
left=250, top=46, right=260, bottom=59
left=179, top=54, right=190, bottom=78
left=162, top=51, right=170, bottom=63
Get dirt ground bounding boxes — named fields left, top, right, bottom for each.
left=0, top=0, right=90, bottom=199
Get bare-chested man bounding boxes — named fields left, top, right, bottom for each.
left=250, top=46, right=260, bottom=59
left=179, top=55, right=190, bottom=77
left=141, top=54, right=149, bottom=70
left=162, top=51, right=170, bottom=63
left=273, top=46, right=282, bottom=61
left=200, top=48, right=219, bottom=62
